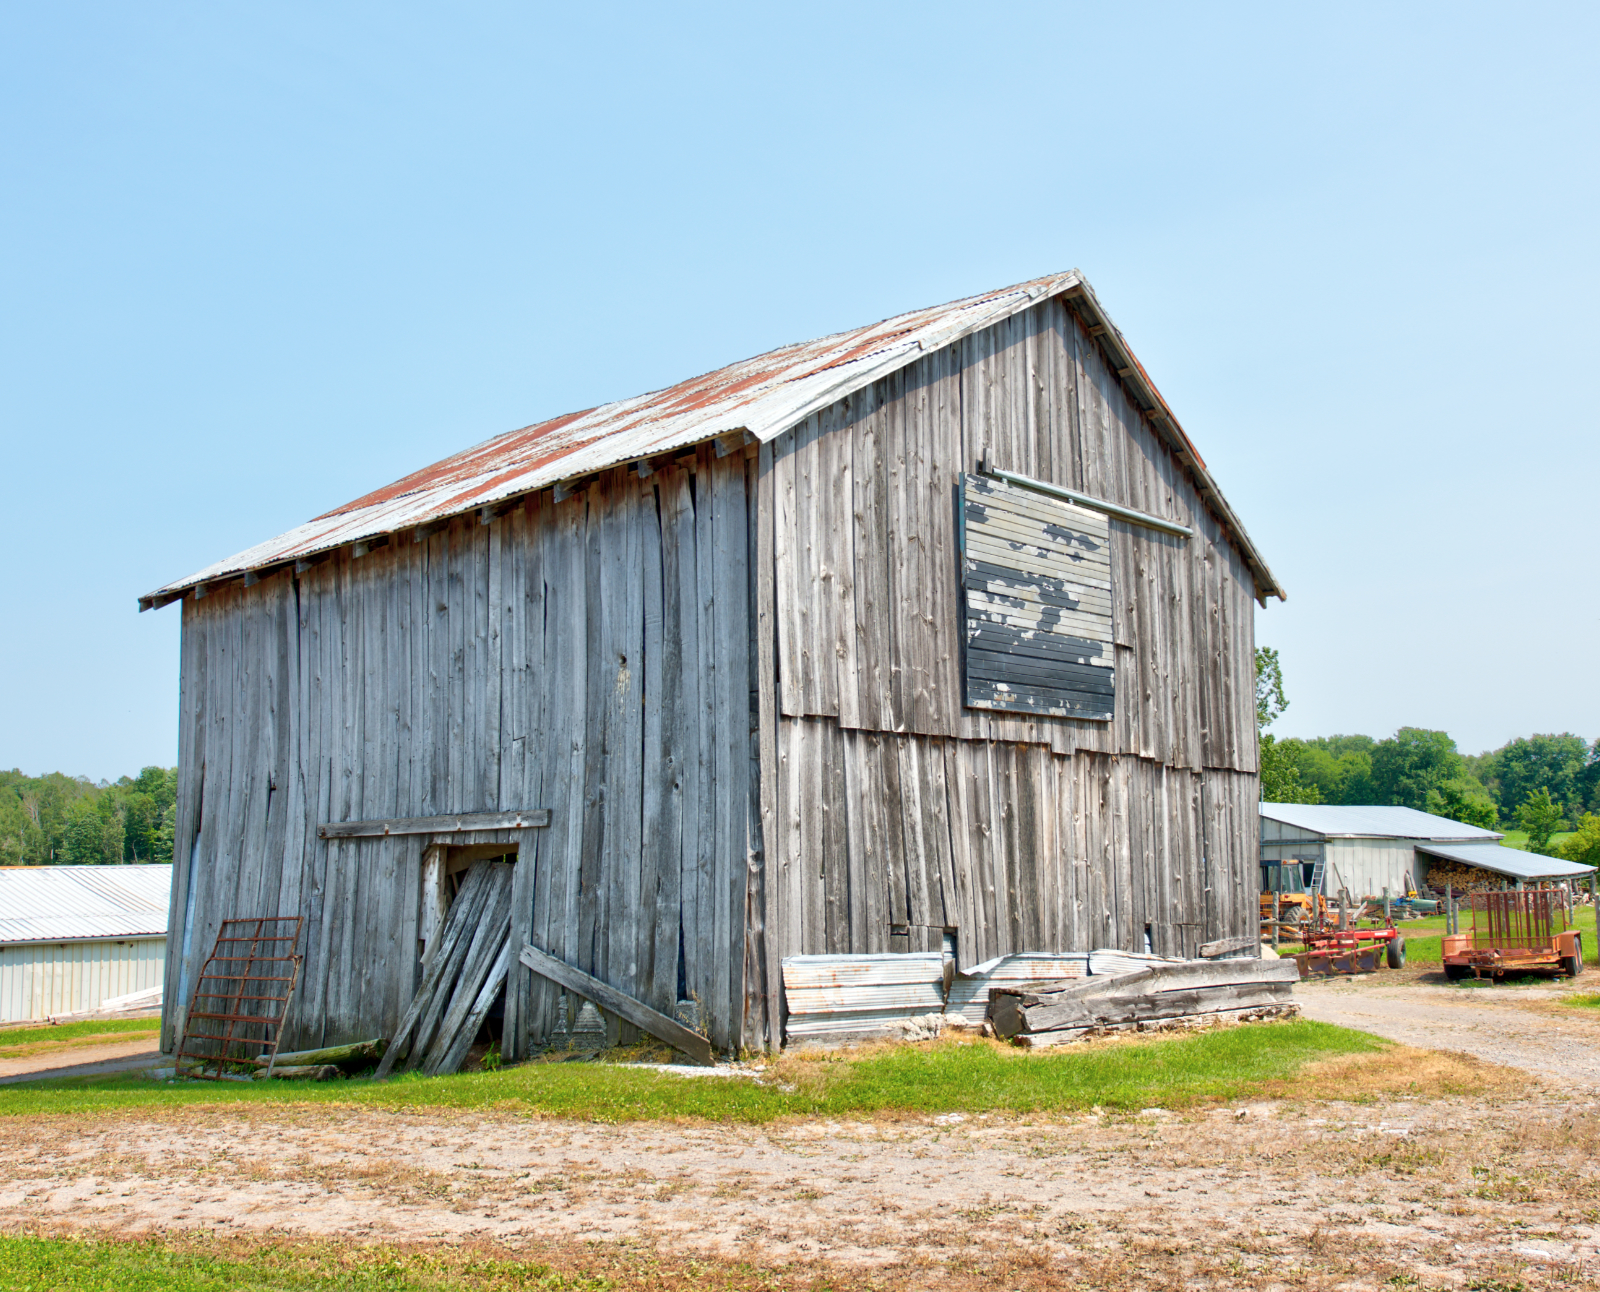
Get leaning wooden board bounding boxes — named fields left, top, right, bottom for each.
left=519, top=942, right=715, bottom=1066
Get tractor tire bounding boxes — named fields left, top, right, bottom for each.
left=1386, top=937, right=1406, bottom=969
left=1444, top=963, right=1471, bottom=981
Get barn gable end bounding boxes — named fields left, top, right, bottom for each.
left=758, top=297, right=1259, bottom=994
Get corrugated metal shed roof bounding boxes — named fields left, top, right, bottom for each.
left=0, top=864, right=172, bottom=946
left=1260, top=803, right=1502, bottom=841
left=141, top=270, right=1284, bottom=608
left=1414, top=841, right=1595, bottom=881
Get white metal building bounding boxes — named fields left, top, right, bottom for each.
left=1258, top=804, right=1502, bottom=899
left=0, top=864, right=171, bottom=1022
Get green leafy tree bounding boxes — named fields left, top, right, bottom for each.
left=0, top=766, right=176, bottom=864
left=1255, top=647, right=1288, bottom=730
left=1274, top=737, right=1378, bottom=804
left=1261, top=734, right=1322, bottom=804
left=1581, top=741, right=1600, bottom=814
left=1426, top=781, right=1499, bottom=830
left=1369, top=728, right=1463, bottom=811
left=1516, top=787, right=1566, bottom=856
left=1490, top=734, right=1588, bottom=822
left=1255, top=648, right=1320, bottom=803
left=1559, top=814, right=1600, bottom=869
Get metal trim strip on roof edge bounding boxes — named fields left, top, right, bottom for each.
left=140, top=270, right=1284, bottom=608
left=0, top=932, right=169, bottom=949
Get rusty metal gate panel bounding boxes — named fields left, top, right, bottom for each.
left=176, top=917, right=303, bottom=1079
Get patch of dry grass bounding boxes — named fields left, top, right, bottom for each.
left=0, top=1025, right=160, bottom=1061
left=1259, top=1043, right=1530, bottom=1103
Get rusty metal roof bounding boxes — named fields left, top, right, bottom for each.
left=142, top=270, right=1284, bottom=608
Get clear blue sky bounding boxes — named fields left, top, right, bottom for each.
left=4, top=2, right=1596, bottom=781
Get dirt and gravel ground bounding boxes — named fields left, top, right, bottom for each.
left=6, top=973, right=1600, bottom=1288
left=0, top=1041, right=163, bottom=1086
left=1297, top=965, right=1600, bottom=1088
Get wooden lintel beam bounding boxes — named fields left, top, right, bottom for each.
left=552, top=476, right=593, bottom=504
left=318, top=808, right=551, bottom=839
left=518, top=942, right=714, bottom=1066
left=352, top=535, right=391, bottom=558
left=714, top=430, right=755, bottom=458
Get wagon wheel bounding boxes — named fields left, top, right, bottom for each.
left=1386, top=937, right=1406, bottom=970
left=1562, top=934, right=1583, bottom=979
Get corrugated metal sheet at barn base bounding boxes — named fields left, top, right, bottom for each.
left=0, top=865, right=171, bottom=1022
left=782, top=949, right=1184, bottom=1040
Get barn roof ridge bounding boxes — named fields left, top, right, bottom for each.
left=141, top=270, right=1284, bottom=609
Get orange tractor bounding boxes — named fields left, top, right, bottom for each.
left=1442, top=889, right=1584, bottom=981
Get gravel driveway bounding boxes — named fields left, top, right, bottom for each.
left=1295, top=965, right=1600, bottom=1087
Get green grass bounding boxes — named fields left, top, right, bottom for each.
left=0, top=1017, right=160, bottom=1047
left=1496, top=828, right=1575, bottom=852
left=0, top=1234, right=611, bottom=1292
left=0, top=1020, right=1380, bottom=1123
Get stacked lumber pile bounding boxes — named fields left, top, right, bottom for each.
left=986, top=957, right=1299, bottom=1047
left=374, top=860, right=514, bottom=1078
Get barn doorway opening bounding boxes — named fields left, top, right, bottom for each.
left=420, top=842, right=518, bottom=1059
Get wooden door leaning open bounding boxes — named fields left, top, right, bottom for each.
left=374, top=860, right=516, bottom=1079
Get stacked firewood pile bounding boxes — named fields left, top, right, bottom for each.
left=1423, top=859, right=1510, bottom=894
left=985, top=957, right=1299, bottom=1047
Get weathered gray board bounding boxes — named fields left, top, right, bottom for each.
left=961, top=473, right=1115, bottom=720
left=166, top=294, right=1264, bottom=1061
left=988, top=958, right=1298, bottom=1040
left=318, top=809, right=550, bottom=839
left=519, top=942, right=714, bottom=1066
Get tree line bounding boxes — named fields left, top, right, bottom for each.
left=1256, top=649, right=1599, bottom=863
left=0, top=767, right=177, bottom=866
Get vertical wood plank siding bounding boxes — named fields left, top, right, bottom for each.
left=767, top=299, right=1259, bottom=966
left=167, top=448, right=757, bottom=1055
left=166, top=297, right=1260, bottom=1056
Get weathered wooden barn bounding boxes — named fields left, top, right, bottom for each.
left=142, top=270, right=1283, bottom=1057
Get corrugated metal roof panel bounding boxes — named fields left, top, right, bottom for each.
left=142, top=270, right=1284, bottom=606
left=1260, top=803, right=1502, bottom=841
left=0, top=865, right=172, bottom=945
left=1414, top=841, right=1595, bottom=881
